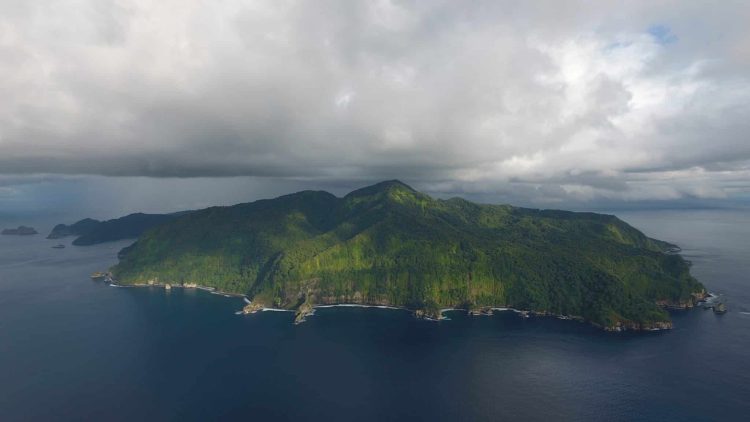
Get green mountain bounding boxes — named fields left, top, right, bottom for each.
left=49, top=213, right=187, bottom=246
left=111, top=180, right=705, bottom=330
left=47, top=218, right=101, bottom=239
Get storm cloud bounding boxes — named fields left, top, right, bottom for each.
left=1, top=0, right=750, bottom=204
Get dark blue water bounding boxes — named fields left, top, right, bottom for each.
left=1, top=210, right=748, bottom=421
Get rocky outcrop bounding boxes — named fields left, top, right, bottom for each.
left=657, top=290, right=709, bottom=310
left=468, top=306, right=494, bottom=316
left=242, top=302, right=264, bottom=314
left=90, top=272, right=109, bottom=281
left=294, top=301, right=315, bottom=324
left=413, top=307, right=443, bottom=320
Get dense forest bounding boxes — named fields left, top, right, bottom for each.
left=112, top=180, right=704, bottom=329
left=48, top=213, right=186, bottom=245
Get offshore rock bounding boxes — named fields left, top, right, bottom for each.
left=294, top=302, right=315, bottom=324
left=2, top=226, right=38, bottom=235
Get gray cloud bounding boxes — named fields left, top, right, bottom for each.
left=1, top=0, right=750, bottom=205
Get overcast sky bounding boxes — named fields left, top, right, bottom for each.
left=1, top=0, right=750, bottom=216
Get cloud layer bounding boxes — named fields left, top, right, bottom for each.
left=1, top=0, right=749, bottom=204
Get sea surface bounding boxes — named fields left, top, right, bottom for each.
left=0, top=209, right=748, bottom=421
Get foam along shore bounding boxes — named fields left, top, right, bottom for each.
left=240, top=301, right=412, bottom=323
left=242, top=302, right=588, bottom=326
left=104, top=276, right=248, bottom=300
left=96, top=272, right=623, bottom=329
left=314, top=303, right=406, bottom=310
left=105, top=277, right=673, bottom=332
left=238, top=300, right=672, bottom=331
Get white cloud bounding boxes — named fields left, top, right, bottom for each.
left=0, top=0, right=749, bottom=205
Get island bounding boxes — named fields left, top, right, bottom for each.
left=109, top=180, right=706, bottom=331
left=2, top=226, right=38, bottom=235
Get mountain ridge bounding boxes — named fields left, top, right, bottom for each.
left=48, top=212, right=189, bottom=245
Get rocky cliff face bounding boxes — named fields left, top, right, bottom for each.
left=657, top=290, right=708, bottom=309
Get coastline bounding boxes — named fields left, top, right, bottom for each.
left=105, top=277, right=247, bottom=299
left=241, top=300, right=679, bottom=332
left=101, top=273, right=702, bottom=333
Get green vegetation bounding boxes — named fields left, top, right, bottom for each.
left=47, top=218, right=101, bottom=239
left=49, top=213, right=186, bottom=245
left=111, top=180, right=704, bottom=329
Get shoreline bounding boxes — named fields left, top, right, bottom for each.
left=102, top=277, right=696, bottom=333
left=315, top=303, right=407, bottom=311
left=106, top=280, right=247, bottom=299
left=241, top=300, right=675, bottom=332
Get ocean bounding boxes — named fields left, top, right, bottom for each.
left=0, top=209, right=748, bottom=421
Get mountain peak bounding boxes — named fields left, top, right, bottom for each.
left=344, top=180, right=415, bottom=198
